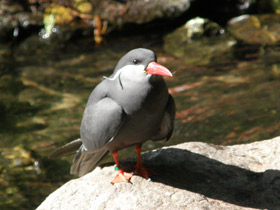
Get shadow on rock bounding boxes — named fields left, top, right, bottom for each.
left=114, top=147, right=280, bottom=210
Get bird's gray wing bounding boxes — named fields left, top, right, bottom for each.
left=80, top=97, right=125, bottom=151
left=70, top=147, right=108, bottom=176
left=71, top=96, right=125, bottom=176
left=151, top=94, right=176, bottom=141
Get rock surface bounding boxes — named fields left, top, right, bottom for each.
left=227, top=14, right=280, bottom=45
left=92, top=0, right=191, bottom=29
left=37, top=136, right=280, bottom=210
left=0, top=0, right=258, bottom=43
left=164, top=17, right=234, bottom=65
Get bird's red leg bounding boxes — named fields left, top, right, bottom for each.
left=111, top=151, right=133, bottom=184
left=134, top=144, right=156, bottom=179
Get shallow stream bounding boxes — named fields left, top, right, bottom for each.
left=1, top=33, right=280, bottom=209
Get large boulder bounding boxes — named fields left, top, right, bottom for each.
left=0, top=0, right=191, bottom=42
left=37, top=136, right=280, bottom=210
left=91, top=0, right=191, bottom=30
left=0, top=0, right=258, bottom=43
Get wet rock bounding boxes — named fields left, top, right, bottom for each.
left=0, top=12, right=43, bottom=42
left=92, top=0, right=257, bottom=31
left=172, top=17, right=224, bottom=40
left=91, top=0, right=191, bottom=30
left=186, top=0, right=255, bottom=26
left=227, top=14, right=280, bottom=45
left=0, top=0, right=43, bottom=41
left=164, top=17, right=234, bottom=65
left=37, top=136, right=280, bottom=210
left=0, top=0, right=192, bottom=43
left=0, top=0, right=259, bottom=44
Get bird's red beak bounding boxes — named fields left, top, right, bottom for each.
left=146, top=62, right=173, bottom=77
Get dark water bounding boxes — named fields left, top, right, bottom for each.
left=1, top=33, right=280, bottom=209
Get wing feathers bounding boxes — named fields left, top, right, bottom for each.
left=80, top=97, right=125, bottom=151
left=49, top=139, right=82, bottom=158
left=70, top=147, right=108, bottom=176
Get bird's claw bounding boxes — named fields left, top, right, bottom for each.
left=111, top=168, right=133, bottom=185
left=134, top=165, right=156, bottom=179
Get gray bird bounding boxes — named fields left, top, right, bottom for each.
left=50, top=48, right=176, bottom=184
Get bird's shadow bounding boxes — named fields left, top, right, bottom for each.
left=101, top=147, right=280, bottom=210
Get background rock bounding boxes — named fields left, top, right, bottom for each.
left=37, top=136, right=280, bottom=210
left=163, top=17, right=233, bottom=65
left=0, top=0, right=260, bottom=44
left=92, top=0, right=191, bottom=30
left=227, top=14, right=280, bottom=45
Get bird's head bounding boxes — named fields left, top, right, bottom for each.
left=112, top=48, right=173, bottom=80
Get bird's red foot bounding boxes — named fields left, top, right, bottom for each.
left=134, top=165, right=156, bottom=179
left=111, top=167, right=133, bottom=184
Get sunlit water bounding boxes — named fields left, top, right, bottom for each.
left=1, top=34, right=280, bottom=209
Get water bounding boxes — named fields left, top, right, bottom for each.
left=1, top=33, right=280, bottom=209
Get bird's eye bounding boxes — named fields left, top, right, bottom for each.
left=133, top=59, right=138, bottom=64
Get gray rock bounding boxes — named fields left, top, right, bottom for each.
left=227, top=14, right=280, bottom=45
left=164, top=17, right=233, bottom=65
left=37, top=136, right=280, bottom=210
left=0, top=0, right=191, bottom=42
left=92, top=0, right=191, bottom=31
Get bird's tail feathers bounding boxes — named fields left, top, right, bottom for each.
left=49, top=138, right=83, bottom=158
left=70, top=147, right=108, bottom=177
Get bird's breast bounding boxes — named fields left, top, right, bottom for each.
left=106, top=78, right=169, bottom=151
left=110, top=78, right=152, bottom=114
